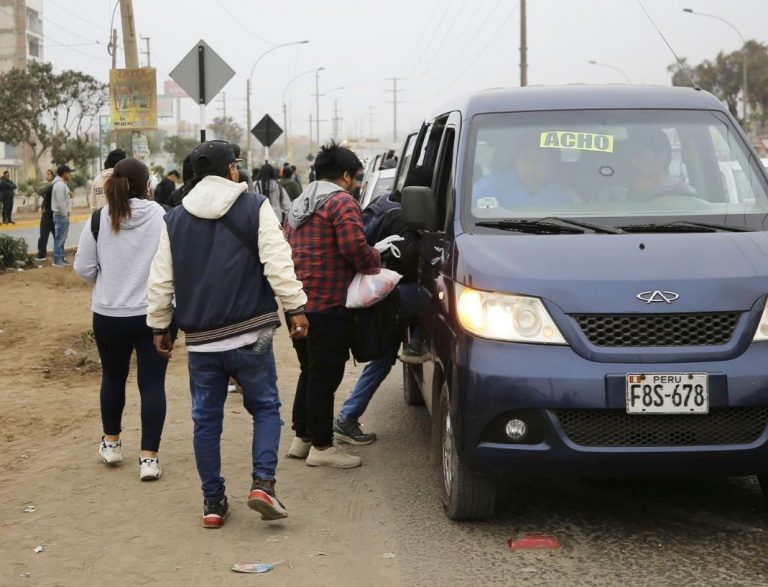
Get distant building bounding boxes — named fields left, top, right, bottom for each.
left=0, top=0, right=44, bottom=178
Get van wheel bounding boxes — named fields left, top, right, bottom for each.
left=758, top=475, right=768, bottom=498
left=438, top=384, right=496, bottom=520
left=403, top=363, right=424, bottom=406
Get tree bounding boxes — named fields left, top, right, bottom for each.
left=51, top=136, right=100, bottom=176
left=163, top=135, right=199, bottom=170
left=670, top=41, right=768, bottom=132
left=0, top=62, right=107, bottom=178
left=209, top=116, right=244, bottom=144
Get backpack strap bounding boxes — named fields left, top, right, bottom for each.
left=90, top=207, right=102, bottom=242
left=219, top=195, right=260, bottom=261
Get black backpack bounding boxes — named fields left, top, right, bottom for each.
left=90, top=207, right=102, bottom=241
left=349, top=287, right=402, bottom=363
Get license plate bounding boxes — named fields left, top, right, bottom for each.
left=625, top=373, right=709, bottom=414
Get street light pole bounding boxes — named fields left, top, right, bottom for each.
left=315, top=69, right=321, bottom=150
left=245, top=40, right=309, bottom=167
left=282, top=67, right=324, bottom=159
left=683, top=8, right=747, bottom=122
left=588, top=60, right=632, bottom=83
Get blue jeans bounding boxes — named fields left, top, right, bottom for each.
left=187, top=342, right=282, bottom=501
left=53, top=213, right=69, bottom=264
left=338, top=282, right=419, bottom=424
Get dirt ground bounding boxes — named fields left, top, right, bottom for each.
left=0, top=267, right=402, bottom=586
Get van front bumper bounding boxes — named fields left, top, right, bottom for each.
left=455, top=336, right=768, bottom=477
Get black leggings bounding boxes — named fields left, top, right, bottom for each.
left=93, top=313, right=171, bottom=452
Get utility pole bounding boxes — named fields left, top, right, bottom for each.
left=368, top=106, right=375, bottom=140
left=520, top=0, right=527, bottom=87
left=246, top=79, right=252, bottom=164
left=110, top=29, right=118, bottom=69
left=283, top=101, right=289, bottom=158
left=140, top=35, right=151, bottom=67
left=315, top=69, right=321, bottom=149
left=119, top=0, right=139, bottom=69
left=385, top=77, right=404, bottom=143
left=217, top=92, right=227, bottom=118
left=309, top=113, right=314, bottom=153
left=332, top=100, right=342, bottom=140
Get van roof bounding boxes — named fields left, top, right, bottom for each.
left=436, top=84, right=727, bottom=119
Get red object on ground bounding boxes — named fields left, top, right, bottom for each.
left=508, top=534, right=561, bottom=550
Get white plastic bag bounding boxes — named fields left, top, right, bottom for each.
left=346, top=268, right=403, bottom=309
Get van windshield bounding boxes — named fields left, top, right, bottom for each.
left=465, top=110, right=768, bottom=232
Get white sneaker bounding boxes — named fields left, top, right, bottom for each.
left=306, top=445, right=362, bottom=469
left=139, top=457, right=161, bottom=481
left=287, top=437, right=311, bottom=459
left=99, top=438, right=123, bottom=465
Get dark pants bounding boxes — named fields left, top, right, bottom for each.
left=1, top=194, right=12, bottom=222
left=37, top=211, right=54, bottom=258
left=291, top=307, right=352, bottom=447
left=93, top=313, right=172, bottom=452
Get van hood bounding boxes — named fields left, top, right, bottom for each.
left=453, top=232, right=768, bottom=313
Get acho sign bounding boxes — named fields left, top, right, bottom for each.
left=110, top=68, right=158, bottom=130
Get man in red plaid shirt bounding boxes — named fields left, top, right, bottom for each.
left=284, top=142, right=381, bottom=469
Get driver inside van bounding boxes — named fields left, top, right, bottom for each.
left=473, top=141, right=576, bottom=209
left=621, top=128, right=697, bottom=201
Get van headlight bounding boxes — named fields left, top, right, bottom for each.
left=753, top=300, right=768, bottom=341
left=455, top=284, right=567, bottom=344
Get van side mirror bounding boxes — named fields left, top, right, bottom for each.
left=402, top=186, right=438, bottom=232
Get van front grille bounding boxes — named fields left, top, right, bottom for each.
left=554, top=408, right=768, bottom=447
left=572, top=312, right=740, bottom=347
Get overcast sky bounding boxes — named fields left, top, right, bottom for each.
left=44, top=0, right=767, bottom=144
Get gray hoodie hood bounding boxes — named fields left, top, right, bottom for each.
left=286, top=180, right=345, bottom=229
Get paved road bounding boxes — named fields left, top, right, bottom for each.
left=363, top=367, right=768, bottom=586
left=0, top=214, right=88, bottom=255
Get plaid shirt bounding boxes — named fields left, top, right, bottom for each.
left=285, top=191, right=381, bottom=312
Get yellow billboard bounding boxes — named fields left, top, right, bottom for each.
left=110, top=68, right=158, bottom=130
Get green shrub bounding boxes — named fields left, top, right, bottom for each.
left=0, top=234, right=28, bottom=268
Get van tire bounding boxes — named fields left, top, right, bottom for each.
left=758, top=475, right=768, bottom=498
left=438, top=384, right=496, bottom=520
left=403, top=363, right=424, bottom=406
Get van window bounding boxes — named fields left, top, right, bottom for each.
left=464, top=109, right=768, bottom=231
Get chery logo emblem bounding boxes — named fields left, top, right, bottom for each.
left=636, top=290, right=680, bottom=304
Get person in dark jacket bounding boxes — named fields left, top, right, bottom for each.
left=154, top=170, right=179, bottom=208
left=147, top=140, right=309, bottom=528
left=36, top=169, right=55, bottom=260
left=332, top=168, right=430, bottom=445
left=279, top=166, right=301, bottom=201
left=231, top=144, right=253, bottom=190
left=0, top=170, right=17, bottom=224
left=290, top=165, right=302, bottom=190
left=169, top=155, right=194, bottom=207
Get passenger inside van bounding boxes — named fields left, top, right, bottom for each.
left=472, top=139, right=576, bottom=209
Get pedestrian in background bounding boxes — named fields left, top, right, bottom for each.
left=255, top=163, right=291, bottom=223
left=36, top=169, right=55, bottom=260
left=290, top=165, right=302, bottom=190
left=74, top=158, right=170, bottom=481
left=279, top=166, right=301, bottom=201
left=169, top=155, right=194, bottom=207
left=232, top=144, right=253, bottom=190
left=90, top=149, right=127, bottom=211
left=147, top=140, right=309, bottom=528
left=285, top=142, right=381, bottom=469
left=154, top=170, right=179, bottom=208
left=51, top=164, right=73, bottom=267
left=0, top=170, right=16, bottom=224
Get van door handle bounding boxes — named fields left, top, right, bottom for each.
left=431, top=246, right=446, bottom=266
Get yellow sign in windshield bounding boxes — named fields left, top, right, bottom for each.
left=540, top=131, right=614, bottom=153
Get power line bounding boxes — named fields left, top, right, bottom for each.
left=409, top=0, right=505, bottom=92
left=48, top=0, right=109, bottom=32
left=214, top=0, right=275, bottom=46
left=394, top=0, right=444, bottom=76
left=399, top=0, right=460, bottom=80
left=416, top=9, right=517, bottom=107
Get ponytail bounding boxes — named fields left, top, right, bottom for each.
left=104, top=158, right=149, bottom=233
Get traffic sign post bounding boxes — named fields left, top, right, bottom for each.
left=170, top=40, right=235, bottom=143
left=251, top=114, right=283, bottom=163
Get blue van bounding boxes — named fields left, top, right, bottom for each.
left=398, top=85, right=768, bottom=520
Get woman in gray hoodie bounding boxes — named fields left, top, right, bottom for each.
left=74, top=158, right=171, bottom=482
